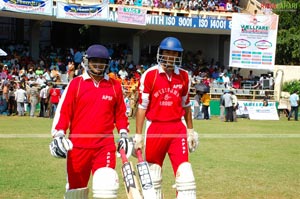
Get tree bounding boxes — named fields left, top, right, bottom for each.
left=274, top=0, right=300, bottom=65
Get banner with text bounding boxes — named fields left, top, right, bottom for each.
left=0, top=0, right=53, bottom=15
left=107, top=12, right=231, bottom=30
left=247, top=106, right=279, bottom=120
left=56, top=2, right=109, bottom=20
left=229, top=13, right=279, bottom=70
left=117, top=6, right=147, bottom=25
left=236, top=100, right=279, bottom=120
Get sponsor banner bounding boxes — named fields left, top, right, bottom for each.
left=0, top=0, right=53, bottom=15
left=236, top=100, right=276, bottom=115
left=236, top=100, right=279, bottom=120
left=117, top=6, right=147, bottom=25
left=229, top=13, right=279, bottom=70
left=56, top=2, right=109, bottom=20
left=108, top=12, right=231, bottom=30
left=247, top=106, right=279, bottom=120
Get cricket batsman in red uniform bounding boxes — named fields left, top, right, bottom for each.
left=135, top=37, right=199, bottom=199
left=49, top=44, right=131, bottom=199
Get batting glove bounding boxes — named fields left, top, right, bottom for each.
left=49, top=130, right=73, bottom=158
left=117, top=130, right=133, bottom=158
left=187, top=129, right=199, bottom=153
left=133, top=134, right=144, bottom=150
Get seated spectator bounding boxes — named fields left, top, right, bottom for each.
left=216, top=73, right=224, bottom=84
left=197, top=0, right=205, bottom=11
left=50, top=67, right=61, bottom=82
left=207, top=0, right=216, bottom=11
left=188, top=0, right=194, bottom=10
left=192, top=0, right=199, bottom=10
left=109, top=60, right=119, bottom=73
left=142, top=0, right=152, bottom=7
left=202, top=0, right=208, bottom=10
left=134, top=0, right=142, bottom=6
left=222, top=72, right=230, bottom=88
left=43, top=69, right=52, bottom=82
left=19, top=66, right=26, bottom=77
left=153, top=0, right=161, bottom=8
left=211, top=68, right=220, bottom=79
left=247, top=70, right=254, bottom=80
left=35, top=74, right=46, bottom=86
left=174, top=0, right=181, bottom=9
left=35, top=66, right=44, bottom=76
left=218, top=0, right=226, bottom=7
left=202, top=75, right=211, bottom=87
left=232, top=76, right=242, bottom=89
left=27, top=68, right=36, bottom=80
left=118, top=66, right=129, bottom=80
left=165, top=0, right=174, bottom=9
left=67, top=61, right=75, bottom=81
left=179, top=0, right=188, bottom=10
left=233, top=0, right=241, bottom=12
left=226, top=0, right=234, bottom=12
left=213, top=0, right=219, bottom=6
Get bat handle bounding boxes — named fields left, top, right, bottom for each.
left=119, top=148, right=128, bottom=164
left=136, top=148, right=143, bottom=163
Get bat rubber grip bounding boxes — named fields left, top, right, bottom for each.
left=119, top=148, right=128, bottom=164
left=136, top=149, right=143, bottom=163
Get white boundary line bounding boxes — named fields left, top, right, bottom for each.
left=0, top=134, right=300, bottom=138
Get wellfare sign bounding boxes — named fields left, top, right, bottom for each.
left=108, top=12, right=232, bottom=30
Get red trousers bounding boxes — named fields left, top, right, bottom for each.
left=144, top=120, right=189, bottom=175
left=66, top=143, right=116, bottom=189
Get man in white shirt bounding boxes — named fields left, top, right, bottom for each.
left=222, top=73, right=231, bottom=88
left=118, top=67, right=128, bottom=80
left=35, top=74, right=46, bottom=86
left=39, top=84, right=49, bottom=117
left=15, top=86, right=27, bottom=116
left=288, top=91, right=299, bottom=121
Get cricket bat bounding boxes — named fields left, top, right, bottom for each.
left=119, top=148, right=143, bottom=199
left=136, top=149, right=156, bottom=199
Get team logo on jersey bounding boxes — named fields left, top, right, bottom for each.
left=102, top=95, right=113, bottom=101
left=173, top=84, right=183, bottom=89
left=154, top=87, right=180, bottom=98
left=163, top=94, right=172, bottom=101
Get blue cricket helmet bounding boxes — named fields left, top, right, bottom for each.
left=85, top=44, right=110, bottom=77
left=86, top=44, right=110, bottom=60
left=157, top=37, right=183, bottom=67
left=159, top=37, right=183, bottom=52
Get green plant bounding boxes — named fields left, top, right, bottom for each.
left=282, top=80, right=300, bottom=93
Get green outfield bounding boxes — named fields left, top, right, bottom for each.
left=0, top=116, right=299, bottom=199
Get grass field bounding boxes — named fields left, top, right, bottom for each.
left=0, top=116, right=300, bottom=199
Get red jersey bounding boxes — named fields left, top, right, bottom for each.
left=138, top=65, right=191, bottom=122
left=52, top=73, right=129, bottom=148
left=49, top=88, right=61, bottom=104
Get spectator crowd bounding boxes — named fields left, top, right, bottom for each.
left=112, top=0, right=241, bottom=13
left=1, top=37, right=274, bottom=118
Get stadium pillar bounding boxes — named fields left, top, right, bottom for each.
left=16, top=19, right=24, bottom=43
left=29, top=20, right=41, bottom=62
left=133, top=35, right=141, bottom=65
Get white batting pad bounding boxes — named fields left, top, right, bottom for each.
left=64, top=187, right=88, bottom=199
left=93, top=167, right=119, bottom=199
left=175, top=162, right=196, bottom=199
left=149, top=163, right=163, bottom=199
